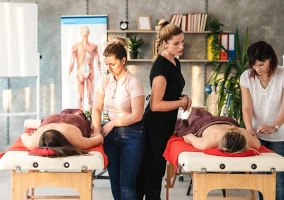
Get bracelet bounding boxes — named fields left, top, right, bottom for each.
left=271, top=124, right=279, bottom=132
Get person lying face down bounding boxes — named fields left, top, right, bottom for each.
left=175, top=109, right=261, bottom=153
left=21, top=109, right=103, bottom=157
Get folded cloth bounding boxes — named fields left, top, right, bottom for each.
left=163, top=135, right=273, bottom=172
left=0, top=128, right=108, bottom=168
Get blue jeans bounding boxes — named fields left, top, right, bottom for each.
left=258, top=139, right=284, bottom=200
left=103, top=121, right=144, bottom=200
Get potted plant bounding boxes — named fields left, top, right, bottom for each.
left=207, top=17, right=224, bottom=61
left=207, top=26, right=249, bottom=127
left=127, top=36, right=145, bottom=59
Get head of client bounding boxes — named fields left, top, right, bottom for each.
left=218, top=127, right=248, bottom=153
left=38, top=129, right=88, bottom=157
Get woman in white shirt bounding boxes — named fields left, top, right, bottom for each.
left=240, top=41, right=284, bottom=200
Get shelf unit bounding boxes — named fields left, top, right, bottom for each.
left=107, top=30, right=231, bottom=34
left=107, top=30, right=231, bottom=62
left=128, top=59, right=229, bottom=62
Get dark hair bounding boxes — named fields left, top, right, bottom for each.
left=155, top=19, right=183, bottom=55
left=38, top=129, right=88, bottom=157
left=247, top=41, right=278, bottom=78
left=60, top=108, right=87, bottom=120
left=218, top=127, right=248, bottom=153
left=103, top=37, right=127, bottom=61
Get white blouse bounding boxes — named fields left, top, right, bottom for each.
left=240, top=66, right=284, bottom=141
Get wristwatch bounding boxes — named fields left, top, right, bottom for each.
left=271, top=124, right=279, bottom=132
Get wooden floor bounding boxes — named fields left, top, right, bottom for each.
left=0, top=169, right=259, bottom=199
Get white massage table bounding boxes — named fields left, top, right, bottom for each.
left=165, top=151, right=284, bottom=200
left=0, top=119, right=106, bottom=200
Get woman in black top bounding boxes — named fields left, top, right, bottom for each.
left=136, top=19, right=192, bottom=200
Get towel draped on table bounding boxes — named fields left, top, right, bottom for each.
left=175, top=109, right=240, bottom=137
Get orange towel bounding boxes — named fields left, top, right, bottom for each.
left=0, top=128, right=108, bottom=168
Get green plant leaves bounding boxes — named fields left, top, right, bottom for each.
left=207, top=26, right=249, bottom=127
left=127, top=36, right=145, bottom=52
left=208, top=17, right=224, bottom=61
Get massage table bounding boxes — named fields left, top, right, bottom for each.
left=164, top=135, right=284, bottom=200
left=0, top=119, right=107, bottom=200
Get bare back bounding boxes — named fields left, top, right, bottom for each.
left=202, top=124, right=261, bottom=149
left=21, top=123, right=103, bottom=150
left=183, top=123, right=261, bottom=150
left=22, top=123, right=83, bottom=150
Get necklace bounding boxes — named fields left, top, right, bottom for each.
left=258, top=75, right=270, bottom=88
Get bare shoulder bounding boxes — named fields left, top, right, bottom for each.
left=238, top=127, right=252, bottom=136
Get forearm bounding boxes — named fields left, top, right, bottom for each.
left=273, top=106, right=284, bottom=127
left=92, top=109, right=102, bottom=134
left=76, top=134, right=103, bottom=150
left=21, top=133, right=35, bottom=150
left=183, top=134, right=208, bottom=150
left=242, top=108, right=254, bottom=131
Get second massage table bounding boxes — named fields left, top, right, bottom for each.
left=164, top=135, right=284, bottom=200
left=0, top=119, right=108, bottom=200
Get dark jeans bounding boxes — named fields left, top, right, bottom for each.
left=258, top=139, right=284, bottom=200
left=104, top=121, right=144, bottom=200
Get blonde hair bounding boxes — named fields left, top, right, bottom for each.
left=103, top=37, right=127, bottom=61
left=218, top=127, right=248, bottom=153
left=112, top=37, right=128, bottom=46
left=155, top=19, right=183, bottom=56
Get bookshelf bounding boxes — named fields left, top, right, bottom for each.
left=107, top=30, right=231, bottom=62
left=107, top=30, right=231, bottom=34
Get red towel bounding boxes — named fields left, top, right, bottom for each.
left=0, top=128, right=108, bottom=168
left=163, top=135, right=273, bottom=171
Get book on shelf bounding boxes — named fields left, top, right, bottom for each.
left=168, top=13, right=208, bottom=32
left=190, top=14, right=194, bottom=31
left=220, top=33, right=228, bottom=60
left=176, top=13, right=182, bottom=27
left=202, top=14, right=207, bottom=31
left=187, top=14, right=191, bottom=31
left=228, top=33, right=236, bottom=60
left=207, top=36, right=213, bottom=60
left=199, top=14, right=204, bottom=31
left=197, top=13, right=201, bottom=31
left=181, top=15, right=187, bottom=31
left=169, top=14, right=176, bottom=24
